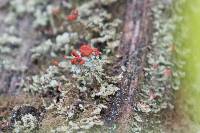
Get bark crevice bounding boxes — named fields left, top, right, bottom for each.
left=105, top=0, right=153, bottom=130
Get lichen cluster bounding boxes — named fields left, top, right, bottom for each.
left=29, top=0, right=122, bottom=62
left=13, top=113, right=38, bottom=133
left=0, top=0, right=49, bottom=76
left=10, top=105, right=43, bottom=133
left=0, top=0, right=186, bottom=132
left=1, top=0, right=123, bottom=132
left=129, top=0, right=186, bottom=132
left=23, top=46, right=122, bottom=132
left=143, top=0, right=176, bottom=113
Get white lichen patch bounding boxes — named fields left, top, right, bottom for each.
left=31, top=32, right=78, bottom=60
left=24, top=65, right=72, bottom=94
left=100, top=0, right=118, bottom=5
left=13, top=114, right=38, bottom=133
left=0, top=33, right=23, bottom=71
left=71, top=55, right=121, bottom=96
left=53, top=116, right=103, bottom=132
left=0, top=33, right=22, bottom=46
left=93, top=83, right=120, bottom=98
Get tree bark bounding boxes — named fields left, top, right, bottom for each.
left=105, top=0, right=153, bottom=131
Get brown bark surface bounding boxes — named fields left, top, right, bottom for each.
left=105, top=0, right=153, bottom=131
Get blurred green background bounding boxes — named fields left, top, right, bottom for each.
left=177, top=0, right=200, bottom=126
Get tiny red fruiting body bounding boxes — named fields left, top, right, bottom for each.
left=66, top=9, right=79, bottom=21
left=79, top=45, right=101, bottom=57
left=71, top=56, right=85, bottom=65
left=52, top=60, right=59, bottom=66
left=71, top=9, right=78, bottom=16
left=92, top=48, right=101, bottom=56
left=71, top=50, right=79, bottom=57
left=63, top=55, right=68, bottom=59
left=67, top=15, right=78, bottom=21
left=79, top=59, right=85, bottom=65
left=66, top=44, right=101, bottom=65
left=80, top=45, right=94, bottom=57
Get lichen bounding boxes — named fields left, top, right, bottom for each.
left=100, top=0, right=118, bottom=5
left=24, top=65, right=70, bottom=94
left=10, top=105, right=43, bottom=133
left=1, top=0, right=123, bottom=132
left=24, top=44, right=122, bottom=132
left=13, top=114, right=38, bottom=133
left=129, top=0, right=186, bottom=132
left=0, top=33, right=23, bottom=71
left=52, top=116, right=103, bottom=132
left=31, top=32, right=78, bottom=60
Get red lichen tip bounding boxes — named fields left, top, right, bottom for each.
left=52, top=60, right=59, bottom=66
left=93, top=48, right=101, bottom=56
left=71, top=56, right=85, bottom=65
left=71, top=9, right=79, bottom=16
left=63, top=55, right=68, bottom=59
left=80, top=44, right=94, bottom=57
left=69, top=45, right=101, bottom=65
left=66, top=9, right=79, bottom=21
left=71, top=50, right=79, bottom=57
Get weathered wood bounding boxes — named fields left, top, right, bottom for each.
left=105, top=0, right=153, bottom=131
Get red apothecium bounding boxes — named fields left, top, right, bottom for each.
left=66, top=9, right=78, bottom=21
